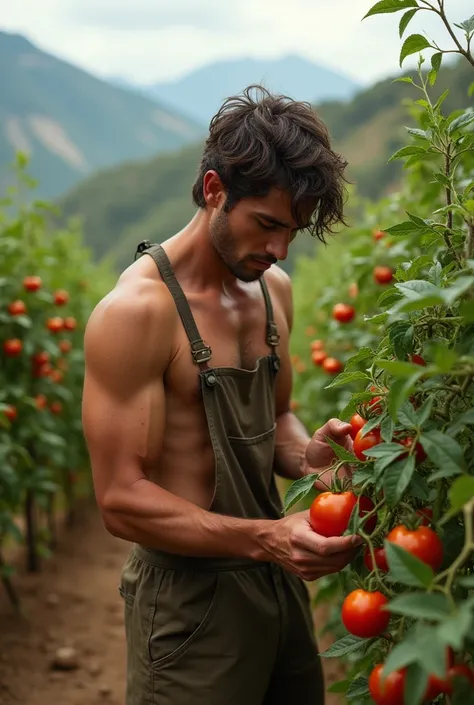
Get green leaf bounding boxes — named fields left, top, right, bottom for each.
left=405, top=663, right=430, bottom=705
left=390, top=321, right=414, bottom=359
left=388, top=145, right=427, bottom=163
left=386, top=592, right=451, bottom=621
left=324, top=436, right=359, bottom=464
left=419, top=430, right=466, bottom=475
left=376, top=359, right=425, bottom=377
left=400, top=33, right=432, bottom=66
left=442, top=276, right=474, bottom=305
left=383, top=456, right=416, bottom=506
left=344, top=347, right=374, bottom=370
left=388, top=374, right=425, bottom=420
left=448, top=475, right=474, bottom=514
left=359, top=415, right=384, bottom=438
left=324, top=371, right=370, bottom=389
left=380, top=415, right=395, bottom=443
left=395, top=279, right=442, bottom=300
left=448, top=109, right=474, bottom=135
left=385, top=540, right=435, bottom=587
left=363, top=0, right=418, bottom=20
left=399, top=8, right=419, bottom=37
left=320, top=634, right=373, bottom=658
left=283, top=473, right=318, bottom=512
left=340, top=392, right=373, bottom=421
left=347, top=677, right=370, bottom=701
left=406, top=127, right=429, bottom=139
left=398, top=400, right=420, bottom=429
left=385, top=220, right=426, bottom=236
left=431, top=52, right=443, bottom=72
left=382, top=638, right=420, bottom=677
left=408, top=472, right=430, bottom=501
left=436, top=602, right=474, bottom=651
left=327, top=680, right=349, bottom=694
left=361, top=442, right=405, bottom=461
left=417, top=397, right=434, bottom=427
left=457, top=14, right=474, bottom=33
left=447, top=409, right=474, bottom=436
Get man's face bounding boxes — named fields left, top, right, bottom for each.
left=209, top=187, right=310, bottom=283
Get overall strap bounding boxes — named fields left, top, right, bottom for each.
left=259, top=276, right=280, bottom=356
left=135, top=241, right=212, bottom=369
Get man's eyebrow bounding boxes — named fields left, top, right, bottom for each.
left=254, top=211, right=310, bottom=230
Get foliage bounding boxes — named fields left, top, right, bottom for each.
left=0, top=153, right=116, bottom=588
left=288, top=2, right=474, bottom=703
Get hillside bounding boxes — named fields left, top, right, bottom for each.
left=0, top=31, right=203, bottom=200
left=140, top=55, right=361, bottom=125
left=57, top=58, right=473, bottom=273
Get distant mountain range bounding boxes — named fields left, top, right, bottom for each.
left=0, top=31, right=203, bottom=199
left=109, top=54, right=361, bottom=125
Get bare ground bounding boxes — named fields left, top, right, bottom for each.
left=0, top=503, right=344, bottom=705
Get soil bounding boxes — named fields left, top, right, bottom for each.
left=0, top=502, right=345, bottom=705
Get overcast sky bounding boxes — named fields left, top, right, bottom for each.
left=2, top=0, right=473, bottom=86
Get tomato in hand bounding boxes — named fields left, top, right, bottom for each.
left=364, top=546, right=389, bottom=572
left=386, top=525, right=443, bottom=572
left=353, top=427, right=382, bottom=461
left=342, top=589, right=390, bottom=638
left=349, top=413, right=366, bottom=440
left=309, top=492, right=375, bottom=537
left=369, top=664, right=406, bottom=705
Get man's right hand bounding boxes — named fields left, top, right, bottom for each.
left=260, top=510, right=362, bottom=581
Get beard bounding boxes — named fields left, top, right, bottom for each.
left=209, top=208, right=262, bottom=283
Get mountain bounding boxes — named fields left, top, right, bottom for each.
left=0, top=31, right=204, bottom=200
left=56, top=57, right=473, bottom=274
left=142, top=55, right=361, bottom=125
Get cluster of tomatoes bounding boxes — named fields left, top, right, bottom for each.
left=306, top=372, right=474, bottom=704
left=2, top=276, right=77, bottom=421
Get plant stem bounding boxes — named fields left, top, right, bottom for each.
left=435, top=498, right=474, bottom=594
left=436, top=2, right=474, bottom=67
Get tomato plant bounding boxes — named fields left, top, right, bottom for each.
left=285, top=4, right=474, bottom=703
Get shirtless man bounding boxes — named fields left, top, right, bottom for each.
left=82, top=85, right=361, bottom=705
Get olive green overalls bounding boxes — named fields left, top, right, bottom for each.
left=119, top=242, right=324, bottom=705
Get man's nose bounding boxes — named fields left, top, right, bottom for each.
left=265, top=234, right=289, bottom=261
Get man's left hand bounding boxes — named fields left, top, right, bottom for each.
left=304, top=418, right=354, bottom=488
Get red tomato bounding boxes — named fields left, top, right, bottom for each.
left=4, top=405, right=17, bottom=422
left=386, top=525, right=443, bottom=572
left=416, top=507, right=433, bottom=526
left=349, top=413, right=366, bottom=440
left=312, top=350, right=327, bottom=366
left=23, top=275, right=41, bottom=292
left=374, top=266, right=394, bottom=285
left=50, top=369, right=64, bottom=384
left=353, top=427, right=382, bottom=461
left=373, top=229, right=385, bottom=241
left=32, top=351, right=50, bottom=366
left=35, top=394, right=48, bottom=410
left=348, top=282, right=358, bottom=298
left=47, top=317, right=64, bottom=333
left=54, top=289, right=69, bottom=306
left=50, top=401, right=63, bottom=415
left=309, top=492, right=357, bottom=537
left=63, top=316, right=77, bottom=331
left=310, top=339, right=324, bottom=351
left=444, top=664, right=474, bottom=695
left=8, top=300, right=27, bottom=316
left=59, top=339, right=72, bottom=354
left=3, top=339, right=22, bottom=357
left=364, top=546, right=389, bottom=573
left=322, top=357, right=343, bottom=374
left=410, top=354, right=426, bottom=366
left=397, top=436, right=427, bottom=464
left=332, top=303, right=355, bottom=323
left=423, top=649, right=456, bottom=699
left=359, top=495, right=377, bottom=534
left=369, top=664, right=406, bottom=705
left=342, top=589, right=390, bottom=638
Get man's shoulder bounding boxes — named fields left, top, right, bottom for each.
left=264, top=264, right=293, bottom=327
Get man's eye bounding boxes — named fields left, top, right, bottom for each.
left=258, top=221, right=274, bottom=231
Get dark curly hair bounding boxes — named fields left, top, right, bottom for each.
left=192, top=84, right=349, bottom=243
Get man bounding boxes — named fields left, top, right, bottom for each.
left=82, top=85, right=360, bottom=705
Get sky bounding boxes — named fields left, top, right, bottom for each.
left=2, top=0, right=473, bottom=87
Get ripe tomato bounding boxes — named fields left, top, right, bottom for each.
left=63, top=316, right=77, bottom=331
left=8, top=300, right=27, bottom=316
left=369, top=664, right=406, bottom=705
left=348, top=282, right=358, bottom=298
left=423, top=649, right=456, bottom=699
left=349, top=413, right=366, bottom=440
left=416, top=507, right=433, bottom=526
left=397, top=436, right=427, bottom=464
left=23, top=275, right=41, bottom=292
left=50, top=401, right=63, bottom=415
left=359, top=495, right=377, bottom=533
left=309, top=492, right=357, bottom=537
left=32, top=351, right=50, bottom=366
left=54, top=289, right=69, bottom=306
left=47, top=317, right=64, bottom=333
left=364, top=546, right=389, bottom=572
left=35, top=394, right=48, bottom=410
left=50, top=369, right=64, bottom=384
left=322, top=357, right=343, bottom=374
left=4, top=405, right=17, bottom=422
left=59, top=340, right=72, bottom=354
left=443, top=664, right=474, bottom=695
left=410, top=353, right=426, bottom=366
left=312, top=350, right=327, bottom=366
left=342, top=589, right=390, bottom=638
left=3, top=339, right=22, bottom=357
left=373, top=229, right=385, bottom=241
left=332, top=302, right=355, bottom=323
left=353, top=427, right=382, bottom=461
left=373, top=266, right=394, bottom=285
left=386, top=525, right=443, bottom=572
left=310, top=339, right=324, bottom=351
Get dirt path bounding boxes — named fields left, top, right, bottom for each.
left=0, top=503, right=344, bottom=705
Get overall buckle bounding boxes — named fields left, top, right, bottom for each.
left=190, top=340, right=212, bottom=365
left=267, top=322, right=280, bottom=347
